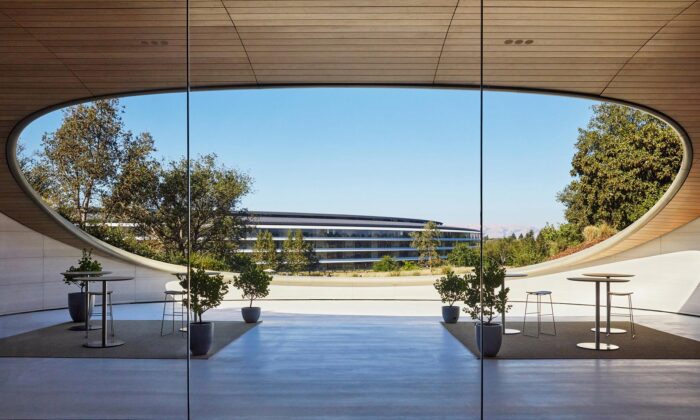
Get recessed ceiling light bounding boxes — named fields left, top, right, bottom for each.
left=139, top=40, right=169, bottom=47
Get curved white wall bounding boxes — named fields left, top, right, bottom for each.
left=2, top=208, right=699, bottom=316
left=0, top=212, right=173, bottom=315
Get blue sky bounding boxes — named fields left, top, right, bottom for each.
left=19, top=88, right=597, bottom=235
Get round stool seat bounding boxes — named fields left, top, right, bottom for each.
left=526, top=290, right=551, bottom=295
left=608, top=291, right=633, bottom=296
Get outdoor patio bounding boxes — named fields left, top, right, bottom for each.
left=1, top=301, right=698, bottom=419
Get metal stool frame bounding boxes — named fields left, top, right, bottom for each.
left=522, top=291, right=557, bottom=338
left=161, top=290, right=186, bottom=336
left=86, top=290, right=115, bottom=338
left=608, top=292, right=636, bottom=339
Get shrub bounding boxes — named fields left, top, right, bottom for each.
left=63, top=249, right=102, bottom=292
left=180, top=268, right=229, bottom=323
left=433, top=270, right=468, bottom=307
left=233, top=264, right=272, bottom=308
left=463, top=259, right=511, bottom=324
left=447, top=243, right=479, bottom=267
left=598, top=223, right=617, bottom=239
left=372, top=255, right=400, bottom=272
left=401, top=261, right=419, bottom=271
left=582, top=225, right=601, bottom=243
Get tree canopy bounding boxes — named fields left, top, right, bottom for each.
left=253, top=230, right=278, bottom=271
left=281, top=229, right=316, bottom=274
left=410, top=221, right=442, bottom=270
left=24, top=99, right=155, bottom=229
left=558, top=103, right=683, bottom=231
left=20, top=99, right=253, bottom=269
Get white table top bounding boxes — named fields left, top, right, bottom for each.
left=73, top=276, right=134, bottom=282
left=61, top=271, right=112, bottom=276
left=171, top=271, right=221, bottom=276
left=582, top=273, right=635, bottom=278
left=567, top=277, right=630, bottom=283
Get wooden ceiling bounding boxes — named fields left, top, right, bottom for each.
left=1, top=0, right=699, bottom=264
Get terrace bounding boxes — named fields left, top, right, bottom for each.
left=1, top=0, right=700, bottom=418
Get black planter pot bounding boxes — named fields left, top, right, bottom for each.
left=475, top=322, right=503, bottom=357
left=68, top=292, right=94, bottom=323
left=190, top=322, right=214, bottom=356
left=441, top=305, right=460, bottom=323
left=242, top=307, right=261, bottom=323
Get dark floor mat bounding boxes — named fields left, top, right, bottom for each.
left=0, top=320, right=258, bottom=359
left=443, top=321, right=700, bottom=359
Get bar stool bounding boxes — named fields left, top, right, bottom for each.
left=608, top=291, right=636, bottom=339
left=86, top=290, right=115, bottom=338
left=161, top=281, right=186, bottom=336
left=522, top=291, right=556, bottom=337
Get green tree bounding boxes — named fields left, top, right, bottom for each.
left=463, top=259, right=510, bottom=324
left=27, top=99, right=154, bottom=229
left=281, top=229, right=315, bottom=274
left=558, top=103, right=683, bottom=231
left=372, top=255, right=400, bottom=272
left=17, top=143, right=52, bottom=198
left=410, top=221, right=442, bottom=271
left=253, top=230, right=278, bottom=270
left=180, top=268, right=229, bottom=323
left=447, top=243, right=479, bottom=267
left=434, top=270, right=468, bottom=307
left=233, top=264, right=272, bottom=308
left=130, top=154, right=252, bottom=258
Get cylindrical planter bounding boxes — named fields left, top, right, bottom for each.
left=475, top=322, right=503, bottom=357
left=441, top=305, right=460, bottom=323
left=242, top=307, right=261, bottom=323
left=68, top=292, right=94, bottom=323
left=190, top=322, right=214, bottom=356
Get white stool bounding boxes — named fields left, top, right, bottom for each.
left=608, top=291, right=637, bottom=339
left=161, top=281, right=186, bottom=336
left=86, top=290, right=115, bottom=338
left=522, top=291, right=557, bottom=337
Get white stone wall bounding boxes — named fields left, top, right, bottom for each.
left=0, top=212, right=173, bottom=315
left=1, top=209, right=699, bottom=316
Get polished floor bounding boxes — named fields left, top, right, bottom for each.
left=0, top=302, right=698, bottom=419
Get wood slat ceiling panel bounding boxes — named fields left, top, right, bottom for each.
left=0, top=0, right=699, bottom=264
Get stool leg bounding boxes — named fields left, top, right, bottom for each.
left=179, top=296, right=185, bottom=334
left=160, top=293, right=168, bottom=336
left=549, top=293, right=557, bottom=336
left=109, top=293, right=115, bottom=337
left=537, top=294, right=542, bottom=338
left=628, top=295, right=636, bottom=340
left=522, top=294, right=530, bottom=333
left=171, top=296, right=176, bottom=334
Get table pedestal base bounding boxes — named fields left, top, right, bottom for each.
left=576, top=342, right=619, bottom=351
left=84, top=339, right=125, bottom=348
left=69, top=324, right=101, bottom=331
left=591, top=327, right=627, bottom=334
left=503, top=328, right=521, bottom=335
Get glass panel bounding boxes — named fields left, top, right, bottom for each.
left=188, top=86, right=482, bottom=416
left=1, top=3, right=188, bottom=419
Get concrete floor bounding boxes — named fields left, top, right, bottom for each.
left=0, top=302, right=698, bottom=419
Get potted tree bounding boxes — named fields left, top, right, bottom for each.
left=179, top=268, right=229, bottom=356
left=434, top=269, right=468, bottom=323
left=63, top=249, right=101, bottom=323
left=233, top=264, right=272, bottom=323
left=463, top=259, right=510, bottom=357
